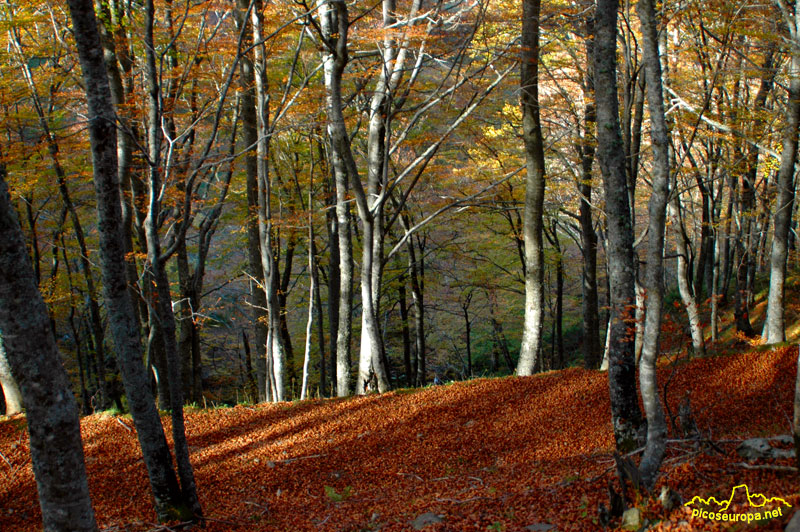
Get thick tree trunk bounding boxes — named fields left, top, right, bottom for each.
left=0, top=335, right=23, bottom=415
left=594, top=0, right=644, bottom=452
left=320, top=0, right=358, bottom=397
left=0, top=172, right=97, bottom=532
left=764, top=22, right=800, bottom=343
left=517, top=0, right=546, bottom=376
left=66, top=0, right=192, bottom=520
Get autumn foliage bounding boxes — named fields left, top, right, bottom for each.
left=1, top=345, right=796, bottom=531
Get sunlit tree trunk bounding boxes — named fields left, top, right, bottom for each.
left=250, top=0, right=287, bottom=401
left=0, top=335, right=23, bottom=415
left=669, top=196, right=706, bottom=356
left=320, top=0, right=354, bottom=397
left=517, top=0, right=546, bottom=376
left=636, top=0, right=670, bottom=489
left=765, top=1, right=800, bottom=344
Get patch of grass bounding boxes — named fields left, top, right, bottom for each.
left=324, top=485, right=353, bottom=502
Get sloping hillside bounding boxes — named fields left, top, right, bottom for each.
left=1, top=345, right=797, bottom=531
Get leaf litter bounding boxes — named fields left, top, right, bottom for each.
left=0, top=346, right=797, bottom=531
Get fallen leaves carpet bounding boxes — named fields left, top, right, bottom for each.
left=1, top=346, right=797, bottom=531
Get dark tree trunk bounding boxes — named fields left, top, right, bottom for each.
left=594, top=0, right=643, bottom=452
left=66, top=0, right=194, bottom=520
left=234, top=0, right=269, bottom=402
left=0, top=172, right=97, bottom=532
left=399, top=281, right=413, bottom=386
left=577, top=17, right=601, bottom=369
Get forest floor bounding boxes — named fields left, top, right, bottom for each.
left=2, top=280, right=800, bottom=531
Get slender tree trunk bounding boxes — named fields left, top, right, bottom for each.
left=693, top=177, right=712, bottom=299
left=399, top=281, right=413, bottom=386
left=594, top=0, right=644, bottom=452
left=300, top=182, right=318, bottom=400
left=310, top=232, right=327, bottom=397
left=234, top=0, right=269, bottom=402
left=402, top=219, right=425, bottom=386
left=324, top=156, right=341, bottom=396
left=320, top=0, right=357, bottom=396
left=578, top=19, right=601, bottom=369
left=517, top=0, right=546, bottom=376
left=669, top=195, right=706, bottom=356
left=142, top=0, right=203, bottom=519
left=249, top=0, right=287, bottom=402
left=0, top=335, right=23, bottom=415
left=736, top=47, right=776, bottom=335
left=765, top=13, right=800, bottom=343
left=66, top=0, right=193, bottom=520
left=636, top=0, right=670, bottom=488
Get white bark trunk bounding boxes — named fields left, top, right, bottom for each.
left=0, top=336, right=23, bottom=415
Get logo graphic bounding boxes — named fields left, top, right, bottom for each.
left=685, top=484, right=791, bottom=524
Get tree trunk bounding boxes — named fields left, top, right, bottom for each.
left=0, top=335, right=23, bottom=415
left=300, top=182, right=318, bottom=400
left=764, top=12, right=800, bottom=343
left=320, top=0, right=358, bottom=397
left=142, top=0, right=203, bottom=519
left=402, top=219, right=425, bottom=386
left=399, top=281, right=413, bottom=386
left=736, top=46, right=776, bottom=336
left=324, top=155, right=341, bottom=396
left=636, top=0, right=670, bottom=489
left=517, top=0, right=546, bottom=376
left=594, top=0, right=644, bottom=452
left=577, top=19, right=601, bottom=369
left=249, top=0, right=287, bottom=402
left=66, top=0, right=193, bottom=520
left=234, top=0, right=270, bottom=403
left=669, top=196, right=706, bottom=356
left=0, top=171, right=97, bottom=532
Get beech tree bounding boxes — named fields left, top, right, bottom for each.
left=65, top=0, right=201, bottom=521
left=0, top=166, right=96, bottom=532
left=516, top=0, right=546, bottom=376
left=764, top=0, right=800, bottom=344
left=594, top=0, right=643, bottom=451
left=636, top=0, right=670, bottom=488
left=0, top=336, right=23, bottom=415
